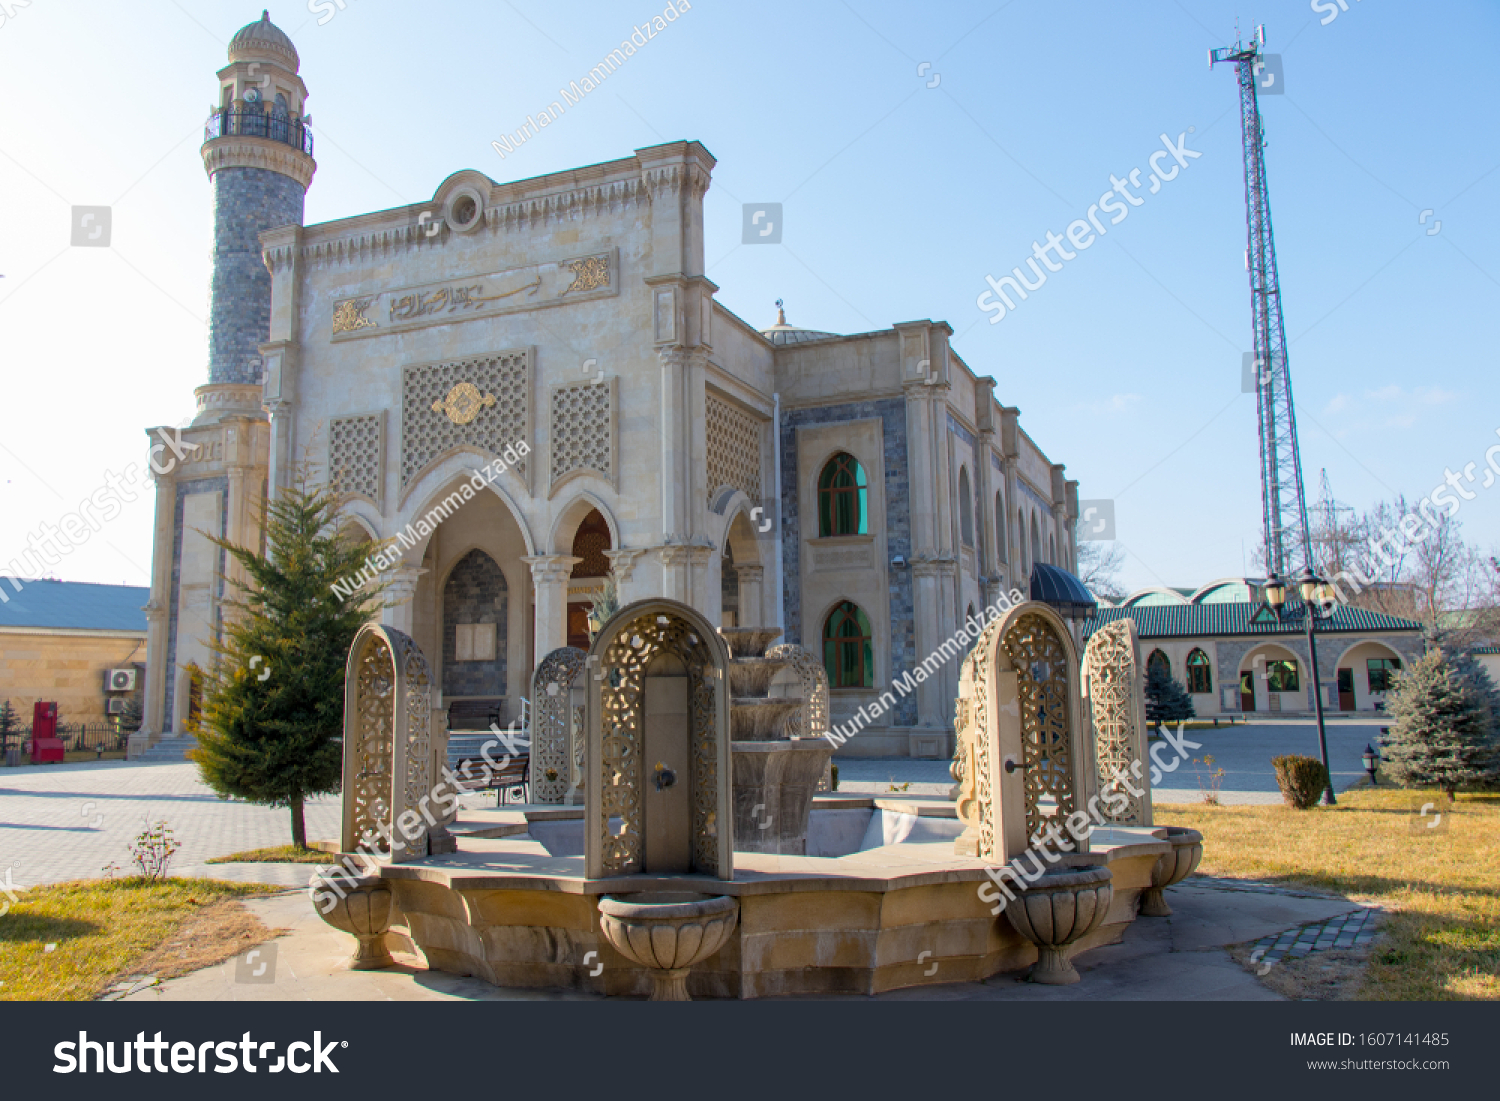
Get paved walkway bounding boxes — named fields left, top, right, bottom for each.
left=120, top=875, right=1369, bottom=1002
left=836, top=720, right=1386, bottom=805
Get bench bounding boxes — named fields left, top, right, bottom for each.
left=447, top=731, right=530, bottom=805
left=447, top=697, right=505, bottom=731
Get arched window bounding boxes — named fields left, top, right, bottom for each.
left=1030, top=513, right=1042, bottom=572
left=1186, top=649, right=1212, bottom=693
left=965, top=603, right=977, bottom=631
left=822, top=601, right=874, bottom=688
left=994, top=490, right=1007, bottom=563
left=818, top=453, right=868, bottom=537
left=1147, top=649, right=1171, bottom=679
left=570, top=508, right=611, bottom=578
left=1049, top=533, right=1057, bottom=565
left=958, top=466, right=974, bottom=547
left=1018, top=507, right=1028, bottom=576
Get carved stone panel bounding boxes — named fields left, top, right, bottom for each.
left=1083, top=617, right=1152, bottom=826
left=401, top=350, right=529, bottom=489
left=329, top=412, right=383, bottom=508
left=532, top=646, right=587, bottom=804
left=705, top=393, right=762, bottom=502
left=584, top=600, right=733, bottom=880
left=766, top=643, right=833, bottom=791
left=549, top=378, right=614, bottom=491
left=341, top=624, right=433, bottom=862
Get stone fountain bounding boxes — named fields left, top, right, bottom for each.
left=721, top=626, right=835, bottom=855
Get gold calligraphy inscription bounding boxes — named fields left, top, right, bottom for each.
left=390, top=277, right=541, bottom=323
left=332, top=297, right=377, bottom=334
left=561, top=254, right=609, bottom=296
left=431, top=382, right=496, bottom=425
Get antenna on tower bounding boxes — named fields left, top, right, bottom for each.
left=1211, top=25, right=1314, bottom=579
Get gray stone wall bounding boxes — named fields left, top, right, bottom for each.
left=208, top=166, right=305, bottom=385
left=441, top=549, right=508, bottom=697
left=780, top=398, right=916, bottom=726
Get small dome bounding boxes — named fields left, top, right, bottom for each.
left=759, top=303, right=838, bottom=346
left=229, top=10, right=299, bottom=71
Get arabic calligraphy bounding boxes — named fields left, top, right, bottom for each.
left=389, top=276, right=542, bottom=322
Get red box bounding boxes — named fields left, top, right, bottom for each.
left=31, top=701, right=64, bottom=764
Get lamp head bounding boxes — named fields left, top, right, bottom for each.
left=1263, top=573, right=1286, bottom=608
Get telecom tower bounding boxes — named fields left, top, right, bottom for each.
left=1212, top=26, right=1313, bottom=578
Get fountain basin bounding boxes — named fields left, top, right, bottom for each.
left=726, top=657, right=790, bottom=697
left=719, top=627, right=784, bottom=659
left=730, top=697, right=804, bottom=741
left=1004, top=864, right=1114, bottom=985
left=730, top=739, right=837, bottom=854
left=1141, top=826, right=1204, bottom=916
left=308, top=870, right=397, bottom=970
left=596, top=892, right=739, bottom=1000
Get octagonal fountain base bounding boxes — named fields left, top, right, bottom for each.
left=367, top=803, right=1186, bottom=999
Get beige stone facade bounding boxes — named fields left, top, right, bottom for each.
left=139, top=17, right=1079, bottom=759
left=0, top=629, right=144, bottom=731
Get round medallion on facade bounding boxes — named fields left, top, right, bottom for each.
left=431, top=382, right=496, bottom=425
left=444, top=186, right=486, bottom=234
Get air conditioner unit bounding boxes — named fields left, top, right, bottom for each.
left=105, top=698, right=127, bottom=715
left=107, top=668, right=137, bottom=692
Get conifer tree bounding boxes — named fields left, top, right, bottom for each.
left=188, top=475, right=385, bottom=846
left=1380, top=649, right=1500, bottom=798
left=1144, top=662, right=1196, bottom=731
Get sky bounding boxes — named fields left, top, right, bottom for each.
left=1, top=0, right=1497, bottom=597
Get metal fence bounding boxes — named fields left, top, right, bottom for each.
left=1, top=723, right=130, bottom=757
left=203, top=107, right=315, bottom=156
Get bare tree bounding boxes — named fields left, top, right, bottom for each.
left=1077, top=540, right=1128, bottom=602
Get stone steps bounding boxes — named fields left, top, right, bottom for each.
left=136, top=736, right=198, bottom=762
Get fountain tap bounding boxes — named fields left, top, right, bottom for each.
left=654, top=761, right=677, bottom=791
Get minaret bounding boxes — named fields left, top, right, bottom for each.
left=196, top=8, right=315, bottom=422
left=137, top=11, right=315, bottom=752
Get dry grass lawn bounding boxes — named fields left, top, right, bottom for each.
left=206, top=845, right=332, bottom=864
left=0, top=878, right=282, bottom=1001
left=1157, top=786, right=1500, bottom=1000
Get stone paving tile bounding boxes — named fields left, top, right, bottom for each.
left=1247, top=905, right=1384, bottom=971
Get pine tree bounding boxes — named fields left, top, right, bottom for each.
left=1144, top=663, right=1196, bottom=731
left=188, top=475, right=385, bottom=847
left=0, top=699, right=18, bottom=755
left=1380, top=649, right=1500, bottom=798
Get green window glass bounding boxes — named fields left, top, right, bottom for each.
left=823, top=601, right=874, bottom=688
left=1366, top=657, right=1402, bottom=693
left=818, top=453, right=868, bottom=537
left=1147, top=649, right=1171, bottom=679
left=1186, top=649, right=1212, bottom=694
left=1267, top=660, right=1300, bottom=692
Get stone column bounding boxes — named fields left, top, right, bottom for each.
left=910, top=557, right=945, bottom=729
left=604, top=548, right=647, bottom=604
left=265, top=397, right=293, bottom=499
left=139, top=464, right=177, bottom=747
left=735, top=564, right=764, bottom=628
left=655, top=545, right=691, bottom=605
left=381, top=566, right=428, bottom=635
left=524, top=555, right=580, bottom=664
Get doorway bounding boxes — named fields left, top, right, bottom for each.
left=1239, top=670, right=1256, bottom=713
left=1336, top=668, right=1355, bottom=711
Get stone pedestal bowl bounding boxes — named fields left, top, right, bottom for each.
left=1003, top=865, right=1113, bottom=985
left=597, top=892, right=739, bottom=1000
left=1141, top=826, right=1204, bottom=917
left=308, top=869, right=397, bottom=970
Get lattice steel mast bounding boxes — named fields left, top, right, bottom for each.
left=1212, top=26, right=1312, bottom=578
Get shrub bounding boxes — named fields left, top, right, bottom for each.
left=1145, top=663, right=1196, bottom=731
left=1272, top=754, right=1328, bottom=809
left=128, top=820, right=180, bottom=880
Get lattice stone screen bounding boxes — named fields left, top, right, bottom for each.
left=531, top=646, right=587, bottom=804
left=329, top=413, right=383, bottom=507
left=584, top=601, right=733, bottom=880
left=401, top=350, right=529, bottom=488
left=1083, top=617, right=1152, bottom=826
left=341, top=624, right=433, bottom=862
left=705, top=393, right=762, bottom=502
left=766, top=643, right=833, bottom=791
left=549, top=379, right=613, bottom=489
left=952, top=602, right=1094, bottom=863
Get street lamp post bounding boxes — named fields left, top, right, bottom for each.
left=1261, top=569, right=1337, bottom=805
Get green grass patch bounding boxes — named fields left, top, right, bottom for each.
left=0, top=878, right=276, bottom=1001
left=1157, top=787, right=1500, bottom=1000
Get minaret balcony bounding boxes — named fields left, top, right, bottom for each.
left=203, top=107, right=314, bottom=157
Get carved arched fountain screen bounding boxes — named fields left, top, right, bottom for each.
left=584, top=600, right=733, bottom=880
left=531, top=646, right=587, bottom=804
left=765, top=643, right=832, bottom=791
left=951, top=602, right=1095, bottom=863
left=341, top=624, right=433, bottom=861
left=1082, top=617, right=1152, bottom=826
